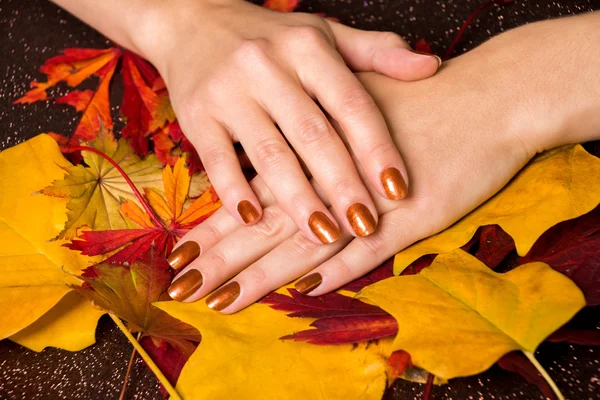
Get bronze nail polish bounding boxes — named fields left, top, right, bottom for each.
left=308, top=211, right=341, bottom=244
left=237, top=200, right=260, bottom=224
left=295, top=273, right=322, bottom=295
left=206, top=281, right=241, bottom=311
left=380, top=167, right=408, bottom=200
left=168, top=269, right=203, bottom=302
left=346, top=203, right=377, bottom=237
left=167, top=241, right=201, bottom=272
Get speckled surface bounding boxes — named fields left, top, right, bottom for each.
left=0, top=0, right=599, bottom=398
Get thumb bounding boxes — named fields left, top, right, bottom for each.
left=326, top=20, right=441, bottom=81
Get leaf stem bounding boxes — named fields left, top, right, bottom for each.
left=109, top=313, right=182, bottom=400
left=119, top=332, right=141, bottom=400
left=442, top=0, right=514, bottom=60
left=523, top=351, right=565, bottom=400
left=422, top=373, right=434, bottom=400
left=67, top=145, right=164, bottom=228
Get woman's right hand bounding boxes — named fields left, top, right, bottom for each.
left=128, top=0, right=441, bottom=243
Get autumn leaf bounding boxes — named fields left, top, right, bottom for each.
left=517, top=205, right=600, bottom=305
left=0, top=134, right=102, bottom=349
left=497, top=352, right=557, bottom=400
left=394, top=145, right=600, bottom=274
left=341, top=257, right=395, bottom=292
left=67, top=156, right=219, bottom=263
left=42, top=127, right=165, bottom=239
left=262, top=289, right=397, bottom=345
left=386, top=350, right=413, bottom=384
left=140, top=337, right=190, bottom=394
left=263, top=0, right=299, bottom=12
left=360, top=249, right=585, bottom=380
left=414, top=38, right=432, bottom=53
left=156, top=300, right=392, bottom=400
left=168, top=122, right=205, bottom=175
left=14, top=47, right=121, bottom=141
left=473, top=225, right=516, bottom=269
left=76, top=248, right=201, bottom=358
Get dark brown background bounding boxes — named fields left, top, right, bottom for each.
left=1, top=0, right=599, bottom=398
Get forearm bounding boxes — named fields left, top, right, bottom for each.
left=470, top=11, right=600, bottom=152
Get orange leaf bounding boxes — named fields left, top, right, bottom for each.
left=153, top=126, right=178, bottom=166
left=263, top=0, right=299, bottom=12
left=121, top=199, right=156, bottom=229
left=163, top=157, right=190, bottom=220
left=178, top=189, right=221, bottom=226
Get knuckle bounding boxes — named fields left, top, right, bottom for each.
left=245, top=265, right=268, bottom=286
left=359, top=233, right=385, bottom=257
left=203, top=250, right=228, bottom=274
left=287, top=26, right=326, bottom=49
left=253, top=207, right=286, bottom=237
left=203, top=221, right=224, bottom=244
left=254, top=137, right=288, bottom=168
left=338, top=87, right=377, bottom=117
left=202, top=146, right=236, bottom=169
left=331, top=257, right=352, bottom=279
left=293, top=113, right=331, bottom=147
left=235, top=39, right=270, bottom=65
left=289, top=233, right=321, bottom=258
left=380, top=31, right=405, bottom=45
left=328, top=176, right=354, bottom=194
left=249, top=176, right=274, bottom=206
left=368, top=141, right=398, bottom=159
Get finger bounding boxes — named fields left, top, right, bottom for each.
left=226, top=102, right=342, bottom=244
left=167, top=204, right=298, bottom=303
left=189, top=118, right=263, bottom=226
left=166, top=176, right=278, bottom=272
left=295, top=203, right=434, bottom=296
left=294, top=39, right=410, bottom=204
left=208, top=229, right=352, bottom=314
left=325, top=20, right=441, bottom=81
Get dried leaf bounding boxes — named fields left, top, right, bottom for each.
left=497, top=352, right=557, bottom=400
left=156, top=300, right=391, bottom=400
left=361, top=250, right=585, bottom=379
left=474, top=225, right=515, bottom=269
left=43, top=127, right=164, bottom=239
left=394, top=145, right=600, bottom=274
left=0, top=135, right=100, bottom=347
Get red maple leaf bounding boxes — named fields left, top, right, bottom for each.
left=414, top=38, right=432, bottom=54
left=518, top=205, right=600, bottom=305
left=67, top=154, right=220, bottom=264
left=341, top=257, right=394, bottom=292
left=262, top=289, right=397, bottom=345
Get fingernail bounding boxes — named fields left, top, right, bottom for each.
left=168, top=269, right=203, bottom=302
left=167, top=241, right=201, bottom=272
left=411, top=50, right=442, bottom=67
left=347, top=203, right=377, bottom=237
left=237, top=200, right=260, bottom=224
left=295, top=273, right=322, bottom=295
left=308, top=211, right=341, bottom=244
left=380, top=167, right=408, bottom=200
left=206, top=281, right=241, bottom=311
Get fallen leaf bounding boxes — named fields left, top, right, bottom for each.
left=9, top=291, right=105, bottom=351
left=43, top=127, right=164, bottom=239
left=518, top=205, right=600, bottom=305
left=545, top=327, right=600, bottom=346
left=168, top=122, right=204, bottom=175
left=497, top=352, right=557, bottom=400
left=361, top=249, right=585, bottom=379
left=140, top=337, right=191, bottom=394
left=76, top=249, right=201, bottom=357
left=414, top=38, right=432, bottom=53
left=262, top=289, right=397, bottom=345
left=68, top=157, right=220, bottom=263
left=341, top=257, right=394, bottom=292
left=394, top=145, right=600, bottom=274
left=386, top=350, right=413, bottom=384
left=0, top=135, right=100, bottom=346
left=474, top=225, right=515, bottom=269
left=263, top=0, right=299, bottom=12
left=156, top=300, right=391, bottom=400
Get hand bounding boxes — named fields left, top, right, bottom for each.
left=164, top=35, right=543, bottom=310
left=133, top=0, right=441, bottom=243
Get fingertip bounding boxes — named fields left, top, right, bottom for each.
left=236, top=199, right=262, bottom=225
left=373, top=47, right=441, bottom=81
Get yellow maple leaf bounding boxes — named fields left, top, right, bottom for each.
left=394, top=145, right=600, bottom=273
left=156, top=301, right=391, bottom=400
left=0, top=134, right=103, bottom=349
left=360, top=249, right=585, bottom=380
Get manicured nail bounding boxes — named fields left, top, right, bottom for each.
left=308, top=211, right=341, bottom=244
left=295, top=273, right=322, bottom=295
left=237, top=200, right=259, bottom=224
left=346, top=203, right=377, bottom=237
left=380, top=167, right=408, bottom=200
left=206, top=281, right=241, bottom=311
left=168, top=269, right=203, bottom=302
left=167, top=241, right=201, bottom=272
left=411, top=50, right=442, bottom=67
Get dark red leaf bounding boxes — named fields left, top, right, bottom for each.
left=414, top=39, right=432, bottom=54
left=140, top=337, right=193, bottom=398
left=518, top=206, right=600, bottom=305
left=262, top=289, right=397, bottom=345
left=546, top=327, right=600, bottom=346
left=401, top=254, right=436, bottom=276
left=497, top=352, right=557, bottom=400
left=341, top=257, right=394, bottom=292
left=474, top=225, right=516, bottom=269
left=169, top=122, right=204, bottom=174
left=47, top=132, right=83, bottom=164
